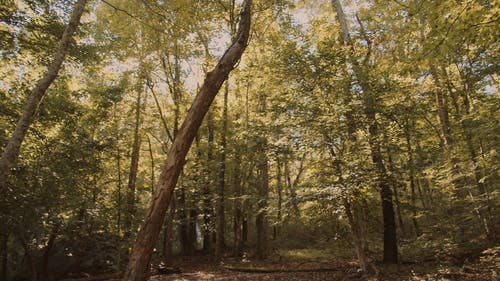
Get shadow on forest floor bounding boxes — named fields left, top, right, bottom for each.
left=144, top=257, right=496, bottom=281
left=67, top=246, right=499, bottom=281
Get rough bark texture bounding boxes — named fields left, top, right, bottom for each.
left=0, top=0, right=87, bottom=188
left=123, top=2, right=252, bottom=280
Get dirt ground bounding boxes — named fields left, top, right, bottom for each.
left=144, top=257, right=496, bottom=281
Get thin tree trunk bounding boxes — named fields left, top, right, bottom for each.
left=0, top=0, right=87, bottom=188
left=274, top=158, right=282, bottom=239
left=148, top=136, right=155, bottom=195
left=326, top=141, right=368, bottom=272
left=123, top=2, right=252, bottom=279
left=202, top=111, right=215, bottom=254
left=18, top=236, right=37, bottom=281
left=1, top=231, right=8, bottom=281
left=405, top=118, right=421, bottom=237
left=215, top=82, right=229, bottom=259
left=124, top=91, right=143, bottom=240
left=40, top=223, right=59, bottom=281
left=332, top=0, right=398, bottom=264
left=178, top=187, right=189, bottom=255
left=233, top=147, right=243, bottom=257
left=255, top=142, right=268, bottom=259
left=162, top=198, right=175, bottom=258
left=255, top=93, right=269, bottom=259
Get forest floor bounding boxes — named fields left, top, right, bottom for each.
left=74, top=246, right=498, bottom=281
left=142, top=255, right=497, bottom=281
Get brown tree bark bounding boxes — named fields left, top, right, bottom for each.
left=123, top=2, right=252, bottom=280
left=0, top=0, right=87, bottom=188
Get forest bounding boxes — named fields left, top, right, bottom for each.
left=0, top=0, right=498, bottom=280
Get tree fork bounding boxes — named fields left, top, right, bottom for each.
left=123, top=1, right=252, bottom=280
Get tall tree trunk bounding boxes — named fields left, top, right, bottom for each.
left=332, top=0, right=398, bottom=264
left=365, top=98, right=398, bottom=264
left=405, top=118, right=421, bottom=237
left=162, top=198, right=175, bottom=257
left=274, top=158, right=282, bottom=240
left=124, top=91, right=143, bottom=240
left=215, top=82, right=229, bottom=259
left=202, top=111, right=215, bottom=254
left=255, top=92, right=269, bottom=259
left=233, top=147, right=243, bottom=257
left=187, top=208, right=198, bottom=255
left=255, top=137, right=269, bottom=259
left=178, top=186, right=189, bottom=255
left=123, top=2, right=252, bottom=279
left=386, top=145, right=405, bottom=237
left=0, top=0, right=87, bottom=188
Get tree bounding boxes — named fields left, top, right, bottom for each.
left=123, top=1, right=252, bottom=280
left=0, top=0, right=88, bottom=188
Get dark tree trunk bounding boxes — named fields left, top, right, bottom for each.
left=124, top=91, right=143, bottom=240
left=123, top=2, right=252, bottom=279
left=0, top=0, right=87, bottom=188
left=178, top=187, right=189, bottom=255
left=40, top=223, right=59, bottom=281
left=187, top=208, right=198, bottom=255
left=233, top=147, right=243, bottom=257
left=1, top=231, right=8, bottom=281
left=215, top=82, right=229, bottom=259
left=331, top=0, right=398, bottom=263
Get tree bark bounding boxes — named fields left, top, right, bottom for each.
left=123, top=2, right=252, bottom=279
left=332, top=0, right=398, bottom=264
left=233, top=147, right=243, bottom=256
left=215, top=82, right=229, bottom=259
left=0, top=0, right=87, bottom=188
left=255, top=136, right=269, bottom=259
left=202, top=110, right=215, bottom=254
left=405, top=118, right=421, bottom=237
left=124, top=91, right=143, bottom=240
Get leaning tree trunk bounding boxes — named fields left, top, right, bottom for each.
left=0, top=0, right=87, bottom=188
left=123, top=2, right=252, bottom=280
